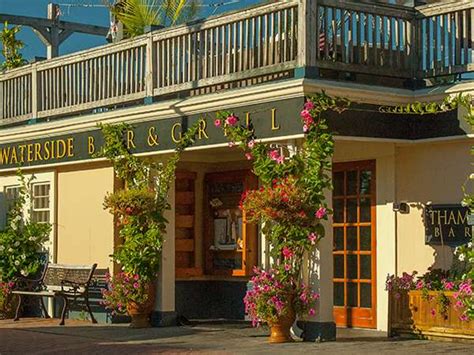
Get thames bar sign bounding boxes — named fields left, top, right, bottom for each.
left=425, top=205, right=471, bottom=246
left=0, top=97, right=304, bottom=170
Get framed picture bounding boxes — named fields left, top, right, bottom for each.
left=214, top=218, right=228, bottom=247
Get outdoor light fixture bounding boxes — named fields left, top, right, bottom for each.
left=393, top=202, right=410, bottom=214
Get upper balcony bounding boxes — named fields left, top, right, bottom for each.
left=0, top=0, right=473, bottom=126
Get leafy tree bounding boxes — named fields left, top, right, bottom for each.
left=107, top=0, right=201, bottom=38
left=0, top=22, right=27, bottom=71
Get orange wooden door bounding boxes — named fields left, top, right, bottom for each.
left=333, top=160, right=377, bottom=328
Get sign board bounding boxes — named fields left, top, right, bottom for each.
left=0, top=97, right=304, bottom=171
left=424, top=205, right=471, bottom=246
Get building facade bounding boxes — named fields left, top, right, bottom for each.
left=0, top=0, right=473, bottom=340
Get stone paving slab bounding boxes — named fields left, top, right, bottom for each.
left=0, top=318, right=473, bottom=354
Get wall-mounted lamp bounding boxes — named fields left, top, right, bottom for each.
left=393, top=202, right=410, bottom=214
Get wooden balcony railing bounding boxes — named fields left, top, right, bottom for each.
left=0, top=0, right=473, bottom=125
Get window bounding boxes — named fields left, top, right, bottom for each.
left=31, top=183, right=51, bottom=223
left=4, top=185, right=20, bottom=213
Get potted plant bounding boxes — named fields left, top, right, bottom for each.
left=98, top=122, right=197, bottom=327
left=215, top=92, right=349, bottom=342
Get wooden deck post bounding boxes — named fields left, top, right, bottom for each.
left=31, top=64, right=39, bottom=120
left=297, top=0, right=318, bottom=78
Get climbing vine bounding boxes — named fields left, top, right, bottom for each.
left=96, top=122, right=198, bottom=280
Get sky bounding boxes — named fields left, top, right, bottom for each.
left=0, top=0, right=265, bottom=60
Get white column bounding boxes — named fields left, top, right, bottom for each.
left=154, top=179, right=176, bottom=325
left=300, top=185, right=335, bottom=341
left=376, top=153, right=396, bottom=331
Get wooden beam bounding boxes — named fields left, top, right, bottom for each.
left=0, top=14, right=108, bottom=37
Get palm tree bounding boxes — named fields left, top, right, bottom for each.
left=106, top=0, right=201, bottom=39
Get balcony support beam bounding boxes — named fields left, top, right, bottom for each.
left=0, top=3, right=108, bottom=59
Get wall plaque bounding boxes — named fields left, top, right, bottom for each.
left=424, top=205, right=471, bottom=246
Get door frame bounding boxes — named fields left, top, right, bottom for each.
left=332, top=159, right=377, bottom=328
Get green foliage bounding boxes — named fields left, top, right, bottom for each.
left=104, top=188, right=157, bottom=217
left=0, top=170, right=51, bottom=282
left=379, top=93, right=468, bottom=115
left=215, top=91, right=349, bottom=284
left=97, top=121, right=198, bottom=281
left=107, top=0, right=201, bottom=38
left=0, top=22, right=27, bottom=71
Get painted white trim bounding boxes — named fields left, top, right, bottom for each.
left=0, top=80, right=306, bottom=144
left=335, top=134, right=474, bottom=144
left=303, top=79, right=474, bottom=105
left=1, top=76, right=473, bottom=144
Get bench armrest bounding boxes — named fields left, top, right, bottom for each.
left=13, top=275, right=45, bottom=291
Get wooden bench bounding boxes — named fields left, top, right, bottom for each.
left=12, top=263, right=98, bottom=325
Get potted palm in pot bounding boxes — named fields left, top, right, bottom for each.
left=98, top=122, right=197, bottom=327
left=215, top=92, right=349, bottom=342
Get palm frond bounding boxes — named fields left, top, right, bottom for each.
left=112, top=0, right=161, bottom=37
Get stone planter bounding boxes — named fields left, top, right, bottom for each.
left=389, top=290, right=474, bottom=342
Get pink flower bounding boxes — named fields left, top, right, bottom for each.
left=245, top=152, right=253, bottom=160
left=460, top=314, right=469, bottom=322
left=225, top=114, right=238, bottom=126
left=308, top=232, right=318, bottom=245
left=304, top=101, right=315, bottom=110
left=303, top=124, right=309, bottom=133
left=455, top=300, right=464, bottom=308
left=284, top=264, right=291, bottom=271
left=134, top=274, right=139, bottom=281
left=247, top=140, right=255, bottom=149
left=315, top=207, right=327, bottom=219
left=276, top=155, right=284, bottom=164
left=214, top=119, right=222, bottom=127
left=228, top=141, right=235, bottom=147
left=308, top=308, right=316, bottom=316
left=282, top=246, right=294, bottom=259
left=300, top=109, right=312, bottom=120
left=269, top=150, right=280, bottom=161
left=133, top=282, right=139, bottom=289
left=443, top=281, right=454, bottom=290
left=430, top=308, right=436, bottom=317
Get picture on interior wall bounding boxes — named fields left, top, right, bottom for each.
left=214, top=217, right=237, bottom=250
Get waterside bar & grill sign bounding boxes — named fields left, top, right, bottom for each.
left=0, top=97, right=304, bottom=171
left=425, top=205, right=471, bottom=246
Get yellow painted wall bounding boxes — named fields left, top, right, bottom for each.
left=396, top=140, right=472, bottom=275
left=57, top=166, right=115, bottom=268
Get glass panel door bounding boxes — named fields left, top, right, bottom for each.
left=333, top=160, right=376, bottom=328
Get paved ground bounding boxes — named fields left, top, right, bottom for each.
left=0, top=318, right=473, bottom=354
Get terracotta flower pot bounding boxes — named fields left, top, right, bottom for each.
left=126, top=281, right=156, bottom=328
left=268, top=305, right=296, bottom=343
